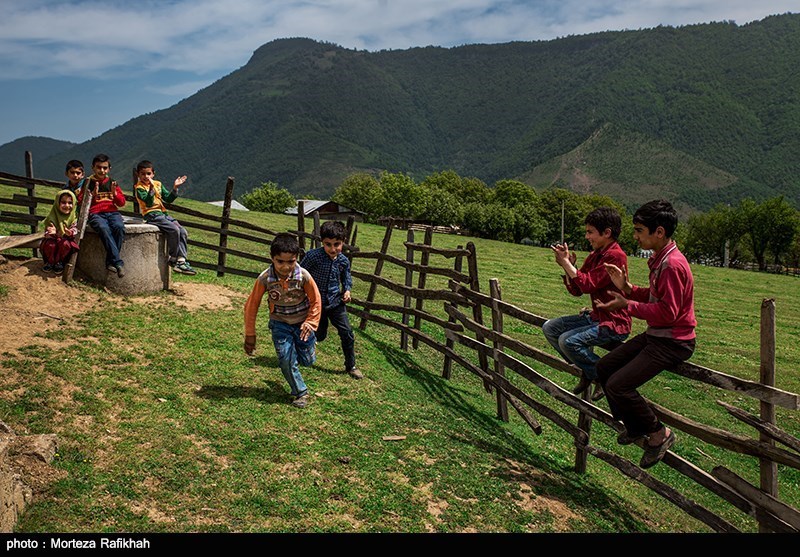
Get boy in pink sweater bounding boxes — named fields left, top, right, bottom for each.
left=596, top=199, right=696, bottom=469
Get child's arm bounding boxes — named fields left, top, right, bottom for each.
left=112, top=181, right=126, bottom=208
left=300, top=274, right=322, bottom=341
left=342, top=256, right=353, bottom=303
left=136, top=184, right=157, bottom=207
left=626, top=265, right=691, bottom=325
left=163, top=176, right=186, bottom=204
left=243, top=279, right=266, bottom=354
left=64, top=221, right=78, bottom=238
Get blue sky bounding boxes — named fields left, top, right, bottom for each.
left=0, top=0, right=797, bottom=147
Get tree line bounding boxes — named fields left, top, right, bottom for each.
left=239, top=170, right=800, bottom=272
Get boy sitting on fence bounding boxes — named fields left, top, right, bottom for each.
left=595, top=199, right=696, bottom=469
left=134, top=160, right=196, bottom=275
left=39, top=189, right=80, bottom=274
left=300, top=220, right=362, bottom=379
left=542, top=207, right=631, bottom=401
left=77, top=154, right=126, bottom=277
left=244, top=233, right=322, bottom=408
left=64, top=160, right=86, bottom=195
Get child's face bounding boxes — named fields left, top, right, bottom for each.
left=66, top=166, right=84, bottom=184
left=137, top=167, right=155, bottom=184
left=92, top=161, right=111, bottom=179
left=322, top=237, right=343, bottom=260
left=58, top=193, right=74, bottom=215
left=272, top=252, right=297, bottom=279
left=585, top=225, right=612, bottom=251
left=633, top=224, right=663, bottom=250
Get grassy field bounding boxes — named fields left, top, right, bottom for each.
left=1, top=182, right=799, bottom=533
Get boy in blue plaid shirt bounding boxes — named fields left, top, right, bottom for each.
left=301, top=221, right=362, bottom=379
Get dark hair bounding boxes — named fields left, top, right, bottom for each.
left=585, top=207, right=622, bottom=240
left=270, top=233, right=300, bottom=258
left=136, top=160, right=154, bottom=173
left=65, top=159, right=83, bottom=172
left=92, top=153, right=110, bottom=166
left=633, top=199, right=678, bottom=237
left=320, top=220, right=346, bottom=241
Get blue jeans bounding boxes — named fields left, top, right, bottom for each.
left=317, top=302, right=356, bottom=371
left=542, top=312, right=628, bottom=381
left=88, top=212, right=125, bottom=268
left=144, top=214, right=188, bottom=262
left=269, top=319, right=317, bottom=397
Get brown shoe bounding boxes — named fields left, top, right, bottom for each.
left=640, top=430, right=676, bottom=468
left=572, top=375, right=592, bottom=395
left=347, top=368, right=364, bottom=380
left=591, top=382, right=605, bottom=401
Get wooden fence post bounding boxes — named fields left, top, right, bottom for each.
left=412, top=226, right=433, bottom=349
left=574, top=387, right=593, bottom=474
left=467, top=242, right=491, bottom=391
left=442, top=245, right=464, bottom=379
left=401, top=229, right=414, bottom=350
left=759, top=298, right=777, bottom=532
left=313, top=211, right=321, bottom=249
left=217, top=177, right=234, bottom=277
left=62, top=189, right=93, bottom=284
left=24, top=151, right=37, bottom=258
left=359, top=219, right=393, bottom=331
left=345, top=216, right=355, bottom=245
left=297, top=201, right=305, bottom=251
left=131, top=166, right=141, bottom=216
left=490, top=278, right=509, bottom=421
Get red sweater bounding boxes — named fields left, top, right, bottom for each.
left=628, top=240, right=696, bottom=340
left=563, top=241, right=631, bottom=335
left=77, top=176, right=126, bottom=215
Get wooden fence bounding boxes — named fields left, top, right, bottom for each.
left=347, top=220, right=800, bottom=533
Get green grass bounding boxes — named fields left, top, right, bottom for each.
left=2, top=181, right=800, bottom=532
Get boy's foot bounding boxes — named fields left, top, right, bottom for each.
left=639, top=429, right=676, bottom=469
left=107, top=264, right=117, bottom=273
left=52, top=262, right=64, bottom=274
left=291, top=394, right=309, bottom=408
left=617, top=429, right=646, bottom=445
left=591, top=382, right=605, bottom=401
left=173, top=261, right=197, bottom=275
left=42, top=263, right=53, bottom=272
left=347, top=367, right=364, bottom=380
left=572, top=375, right=592, bottom=395
left=115, top=265, right=125, bottom=278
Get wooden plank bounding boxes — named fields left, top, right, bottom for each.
left=217, top=177, right=235, bottom=277
left=189, top=260, right=259, bottom=279
left=759, top=298, right=778, bottom=528
left=351, top=270, right=469, bottom=305
left=713, top=466, right=800, bottom=531
left=351, top=250, right=472, bottom=282
left=401, top=229, right=414, bottom=351
left=411, top=226, right=433, bottom=349
left=359, top=220, right=394, bottom=331
left=0, top=212, right=42, bottom=225
left=717, top=400, right=800, bottom=454
left=349, top=298, right=464, bottom=332
left=186, top=239, right=271, bottom=263
left=0, top=232, right=44, bottom=252
left=297, top=201, right=305, bottom=251
left=442, top=245, right=464, bottom=380
left=449, top=280, right=548, bottom=327
left=62, top=189, right=93, bottom=283
left=402, top=242, right=471, bottom=258
left=490, top=278, right=509, bottom=422
left=0, top=171, right=62, bottom=188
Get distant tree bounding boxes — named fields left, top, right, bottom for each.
left=332, top=173, right=381, bottom=220
left=739, top=196, right=799, bottom=270
left=419, top=187, right=464, bottom=226
left=377, top=171, right=430, bottom=219
left=422, top=170, right=491, bottom=205
left=684, top=204, right=742, bottom=265
left=240, top=181, right=295, bottom=214
left=512, top=202, right=549, bottom=244
left=492, top=179, right=537, bottom=207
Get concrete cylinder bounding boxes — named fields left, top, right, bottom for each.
left=76, top=220, right=171, bottom=295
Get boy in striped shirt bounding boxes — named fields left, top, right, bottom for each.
left=244, top=233, right=322, bottom=408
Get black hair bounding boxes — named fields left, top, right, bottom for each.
left=65, top=159, right=83, bottom=172
left=270, top=233, right=300, bottom=258
left=633, top=199, right=678, bottom=237
left=92, top=153, right=110, bottom=166
left=585, top=207, right=622, bottom=240
left=320, top=220, right=346, bottom=241
left=136, top=160, right=154, bottom=173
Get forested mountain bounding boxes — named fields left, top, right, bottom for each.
left=10, top=14, right=800, bottom=211
left=0, top=137, right=76, bottom=177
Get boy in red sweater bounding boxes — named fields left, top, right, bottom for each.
left=596, top=199, right=696, bottom=469
left=77, top=154, right=127, bottom=277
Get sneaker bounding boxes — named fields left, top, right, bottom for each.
left=107, top=264, right=117, bottom=273
left=173, top=261, right=197, bottom=275
left=291, top=394, right=309, bottom=408
left=591, top=382, right=606, bottom=401
left=347, top=367, right=364, bottom=380
left=42, top=263, right=53, bottom=272
left=572, top=375, right=592, bottom=395
left=639, top=429, right=676, bottom=469
left=617, top=429, right=646, bottom=446
left=52, top=262, right=64, bottom=274
left=115, top=265, right=125, bottom=278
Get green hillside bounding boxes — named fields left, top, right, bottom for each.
left=9, top=15, right=800, bottom=210
left=0, top=136, right=76, bottom=177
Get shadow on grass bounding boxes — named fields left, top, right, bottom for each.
left=360, top=331, right=651, bottom=532
left=195, top=380, right=288, bottom=404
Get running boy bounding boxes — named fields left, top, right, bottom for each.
left=134, top=160, right=196, bottom=275
left=64, top=160, right=86, bottom=194
left=300, top=221, right=362, bottom=379
left=244, top=233, right=322, bottom=408
left=595, top=199, right=696, bottom=469
left=77, top=154, right=126, bottom=277
left=40, top=189, right=80, bottom=274
left=542, top=207, right=631, bottom=401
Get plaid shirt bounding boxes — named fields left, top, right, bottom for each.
left=301, top=247, right=352, bottom=310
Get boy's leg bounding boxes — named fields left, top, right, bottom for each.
left=40, top=238, right=57, bottom=265
left=597, top=334, right=694, bottom=438
left=316, top=308, right=330, bottom=343
left=561, top=326, right=629, bottom=381
left=147, top=215, right=180, bottom=262
left=328, top=303, right=356, bottom=372
left=295, top=326, right=317, bottom=368
left=542, top=313, right=593, bottom=363
left=88, top=213, right=121, bottom=268
left=107, top=212, right=126, bottom=267
left=268, top=320, right=308, bottom=397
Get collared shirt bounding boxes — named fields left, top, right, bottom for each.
left=300, top=247, right=353, bottom=310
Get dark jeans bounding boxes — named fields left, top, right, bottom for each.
left=88, top=212, right=125, bottom=268
left=596, top=333, right=695, bottom=437
left=317, top=302, right=356, bottom=371
left=144, top=213, right=188, bottom=262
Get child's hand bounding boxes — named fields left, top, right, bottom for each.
left=299, top=322, right=314, bottom=342
left=595, top=291, right=628, bottom=311
left=343, top=290, right=351, bottom=303
left=244, top=335, right=256, bottom=355
left=45, top=224, right=56, bottom=236
left=173, top=175, right=188, bottom=190
left=603, top=262, right=629, bottom=292
left=551, top=243, right=571, bottom=266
